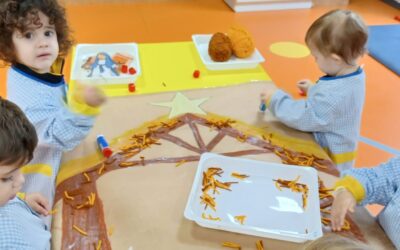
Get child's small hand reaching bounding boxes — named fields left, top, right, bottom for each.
left=25, top=193, right=50, bottom=216
left=330, top=188, right=356, bottom=231
left=82, top=85, right=107, bottom=107
left=260, top=85, right=278, bottom=105
left=297, top=79, right=313, bottom=95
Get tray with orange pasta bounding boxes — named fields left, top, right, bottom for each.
left=184, top=153, right=322, bottom=243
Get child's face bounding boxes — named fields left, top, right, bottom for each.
left=12, top=11, right=59, bottom=74
left=309, top=45, right=343, bottom=76
left=0, top=164, right=25, bottom=206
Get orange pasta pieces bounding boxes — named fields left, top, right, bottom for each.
left=231, top=172, right=249, bottom=180
left=256, top=240, right=264, bottom=250
left=234, top=215, right=247, bottom=225
left=274, top=176, right=309, bottom=209
left=200, top=167, right=238, bottom=211
left=222, top=241, right=241, bottom=249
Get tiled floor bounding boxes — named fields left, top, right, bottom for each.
left=0, top=0, right=398, bottom=212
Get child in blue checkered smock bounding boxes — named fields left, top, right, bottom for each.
left=0, top=0, right=106, bottom=227
left=331, top=157, right=400, bottom=249
left=261, top=10, right=369, bottom=172
left=0, top=98, right=51, bottom=249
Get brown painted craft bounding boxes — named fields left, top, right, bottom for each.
left=55, top=113, right=362, bottom=249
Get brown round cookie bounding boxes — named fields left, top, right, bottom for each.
left=227, top=26, right=255, bottom=58
left=208, top=32, right=233, bottom=62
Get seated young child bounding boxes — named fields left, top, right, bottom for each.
left=0, top=0, right=106, bottom=227
left=0, top=97, right=50, bottom=249
left=260, top=10, right=368, bottom=172
left=331, top=157, right=400, bottom=249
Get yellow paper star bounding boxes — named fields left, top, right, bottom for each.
left=151, top=92, right=208, bottom=118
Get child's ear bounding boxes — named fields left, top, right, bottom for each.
left=330, top=53, right=343, bottom=63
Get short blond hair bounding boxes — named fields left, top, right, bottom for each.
left=304, top=233, right=372, bottom=250
left=305, top=10, right=368, bottom=64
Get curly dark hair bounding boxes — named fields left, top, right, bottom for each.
left=0, top=0, right=74, bottom=64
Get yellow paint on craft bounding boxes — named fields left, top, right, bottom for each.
left=21, top=164, right=52, bottom=177
left=270, top=42, right=310, bottom=58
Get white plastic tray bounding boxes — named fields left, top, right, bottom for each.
left=192, top=34, right=265, bottom=70
left=70, top=43, right=140, bottom=85
left=184, top=153, right=322, bottom=243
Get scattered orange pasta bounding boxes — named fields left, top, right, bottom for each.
left=88, top=192, right=96, bottom=205
left=234, top=215, right=246, bottom=225
left=123, top=132, right=160, bottom=152
left=274, top=176, right=309, bottom=209
left=48, top=208, right=57, bottom=215
left=273, top=148, right=328, bottom=170
left=96, top=240, right=102, bottom=250
left=76, top=192, right=96, bottom=209
left=83, top=172, right=91, bottom=182
left=73, top=225, right=88, bottom=236
left=231, top=172, right=249, bottom=180
left=121, top=150, right=138, bottom=159
left=319, top=187, right=334, bottom=200
left=98, top=163, right=105, bottom=175
left=200, top=167, right=239, bottom=211
left=200, top=193, right=217, bottom=211
left=222, top=241, right=241, bottom=249
left=205, top=119, right=235, bottom=130
left=256, top=240, right=264, bottom=250
left=175, top=160, right=186, bottom=167
left=201, top=213, right=221, bottom=221
left=236, top=134, right=248, bottom=143
left=64, top=191, right=74, bottom=201
left=119, top=161, right=139, bottom=167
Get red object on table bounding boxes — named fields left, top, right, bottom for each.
left=128, top=83, right=136, bottom=92
left=121, top=65, right=128, bottom=73
left=129, top=67, right=137, bottom=75
left=193, top=70, right=200, bottom=78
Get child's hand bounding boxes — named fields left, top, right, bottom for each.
left=83, top=85, right=107, bottom=107
left=25, top=193, right=50, bottom=216
left=331, top=188, right=356, bottom=231
left=260, top=85, right=278, bottom=104
left=296, top=79, right=313, bottom=95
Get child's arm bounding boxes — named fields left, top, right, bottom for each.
left=26, top=85, right=105, bottom=151
left=266, top=89, right=338, bottom=132
left=342, top=157, right=400, bottom=205
left=331, top=157, right=400, bottom=230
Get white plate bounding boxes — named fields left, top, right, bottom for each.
left=184, top=153, right=322, bottom=243
left=70, top=43, right=140, bottom=85
left=192, top=34, right=265, bottom=70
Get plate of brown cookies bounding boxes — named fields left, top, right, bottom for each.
left=192, top=26, right=265, bottom=70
